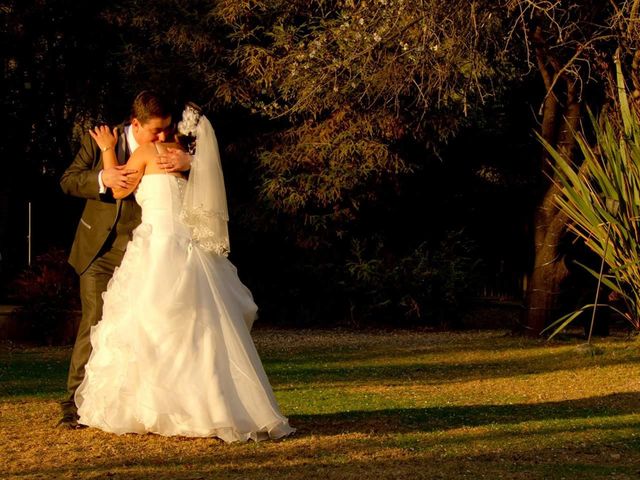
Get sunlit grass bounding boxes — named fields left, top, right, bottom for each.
left=2, top=329, right=640, bottom=479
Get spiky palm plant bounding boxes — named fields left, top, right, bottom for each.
left=542, top=57, right=640, bottom=338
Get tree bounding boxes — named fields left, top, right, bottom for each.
left=504, top=0, right=638, bottom=334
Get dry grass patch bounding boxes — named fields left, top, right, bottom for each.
left=2, top=329, right=640, bottom=479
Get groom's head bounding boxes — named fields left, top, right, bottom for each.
left=130, top=90, right=172, bottom=144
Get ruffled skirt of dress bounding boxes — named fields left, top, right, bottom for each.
left=75, top=223, right=295, bottom=442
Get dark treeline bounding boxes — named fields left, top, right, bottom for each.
left=2, top=0, right=640, bottom=333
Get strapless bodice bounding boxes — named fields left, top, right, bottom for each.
left=135, top=174, right=189, bottom=236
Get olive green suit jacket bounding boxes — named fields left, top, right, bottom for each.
left=60, top=124, right=141, bottom=275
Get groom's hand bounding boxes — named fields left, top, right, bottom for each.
left=102, top=165, right=138, bottom=190
left=157, top=148, right=191, bottom=173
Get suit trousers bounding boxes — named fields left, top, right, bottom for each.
left=60, top=247, right=125, bottom=415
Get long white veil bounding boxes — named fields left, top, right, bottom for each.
left=180, top=110, right=230, bottom=256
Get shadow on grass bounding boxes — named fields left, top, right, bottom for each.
left=0, top=352, right=68, bottom=399
left=288, top=392, right=640, bottom=436
left=267, top=348, right=640, bottom=387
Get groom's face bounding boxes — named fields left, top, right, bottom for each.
left=132, top=116, right=172, bottom=145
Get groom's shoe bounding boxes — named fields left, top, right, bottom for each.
left=56, top=412, right=85, bottom=429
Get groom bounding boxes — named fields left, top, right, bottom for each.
left=59, top=91, right=190, bottom=428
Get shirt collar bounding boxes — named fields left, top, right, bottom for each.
left=125, top=124, right=139, bottom=154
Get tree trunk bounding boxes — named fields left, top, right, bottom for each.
left=524, top=184, right=570, bottom=335
left=524, top=50, right=582, bottom=335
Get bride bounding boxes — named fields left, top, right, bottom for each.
left=75, top=104, right=295, bottom=442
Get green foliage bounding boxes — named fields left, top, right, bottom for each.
left=543, top=63, right=640, bottom=337
left=259, top=109, right=412, bottom=246
left=222, top=0, right=508, bottom=118
left=346, top=231, right=480, bottom=326
left=225, top=0, right=512, bottom=240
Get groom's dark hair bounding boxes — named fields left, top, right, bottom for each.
left=130, top=90, right=172, bottom=124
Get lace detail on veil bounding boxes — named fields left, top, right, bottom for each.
left=180, top=207, right=230, bottom=256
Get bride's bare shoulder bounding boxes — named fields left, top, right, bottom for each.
left=129, top=143, right=157, bottom=162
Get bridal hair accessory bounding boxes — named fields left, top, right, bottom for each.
left=179, top=104, right=230, bottom=256
left=177, top=104, right=201, bottom=137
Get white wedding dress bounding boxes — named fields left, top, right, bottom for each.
left=75, top=174, right=294, bottom=442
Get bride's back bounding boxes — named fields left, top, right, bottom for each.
left=135, top=173, right=189, bottom=239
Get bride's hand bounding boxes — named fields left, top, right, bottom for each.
left=89, top=125, right=118, bottom=152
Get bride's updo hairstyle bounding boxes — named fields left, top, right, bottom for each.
left=176, top=102, right=203, bottom=154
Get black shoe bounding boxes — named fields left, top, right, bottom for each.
left=56, top=413, right=85, bottom=429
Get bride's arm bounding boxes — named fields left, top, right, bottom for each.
left=90, top=126, right=147, bottom=199
left=89, top=126, right=119, bottom=170
left=111, top=148, right=148, bottom=199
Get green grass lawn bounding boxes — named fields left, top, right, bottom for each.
left=2, top=329, right=640, bottom=479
